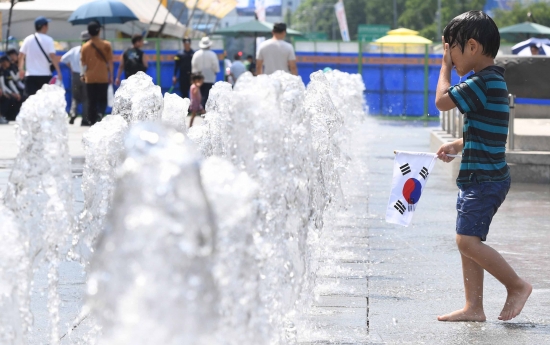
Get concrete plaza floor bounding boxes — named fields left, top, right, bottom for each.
left=0, top=116, right=549, bottom=344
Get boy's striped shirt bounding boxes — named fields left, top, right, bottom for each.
left=447, top=66, right=510, bottom=186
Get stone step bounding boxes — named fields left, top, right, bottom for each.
left=512, top=119, right=550, bottom=151
left=506, top=150, right=550, bottom=165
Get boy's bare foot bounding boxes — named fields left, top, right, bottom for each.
left=438, top=308, right=486, bottom=322
left=498, top=280, right=532, bottom=321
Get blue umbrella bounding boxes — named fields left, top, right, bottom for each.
left=511, top=37, right=550, bottom=55
left=68, top=0, right=138, bottom=26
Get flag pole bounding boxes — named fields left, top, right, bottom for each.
left=393, top=150, right=461, bottom=158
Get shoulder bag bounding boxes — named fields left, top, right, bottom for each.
left=34, top=34, right=56, bottom=73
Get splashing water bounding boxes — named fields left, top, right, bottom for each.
left=0, top=70, right=367, bottom=345
left=75, top=115, right=128, bottom=261
left=0, top=204, right=29, bottom=345
left=3, top=84, right=74, bottom=345
left=111, top=72, right=164, bottom=124
left=87, top=123, right=219, bottom=345
left=162, top=93, right=190, bottom=132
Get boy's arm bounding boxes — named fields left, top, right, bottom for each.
left=437, top=138, right=463, bottom=163
left=435, top=38, right=456, bottom=111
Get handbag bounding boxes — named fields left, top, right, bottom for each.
left=34, top=34, right=55, bottom=73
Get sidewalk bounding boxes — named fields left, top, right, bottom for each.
left=0, top=116, right=549, bottom=344
left=361, top=117, right=550, bottom=344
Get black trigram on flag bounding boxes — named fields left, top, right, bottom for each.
left=394, top=200, right=406, bottom=215
left=419, top=166, right=429, bottom=179
left=400, top=163, right=411, bottom=175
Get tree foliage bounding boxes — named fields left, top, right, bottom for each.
left=493, top=2, right=550, bottom=29
left=292, top=0, right=487, bottom=41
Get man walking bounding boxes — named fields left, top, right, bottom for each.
left=230, top=53, right=247, bottom=83
left=256, top=23, right=298, bottom=76
left=61, top=30, right=90, bottom=124
left=80, top=21, right=113, bottom=126
left=115, top=34, right=148, bottom=85
left=18, top=16, right=62, bottom=97
left=191, top=36, right=219, bottom=108
left=172, top=37, right=194, bottom=98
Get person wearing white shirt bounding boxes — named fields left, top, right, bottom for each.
left=61, top=30, right=90, bottom=124
left=191, top=37, right=220, bottom=108
left=256, top=22, right=298, bottom=76
left=18, top=16, right=62, bottom=97
left=230, top=53, right=247, bottom=84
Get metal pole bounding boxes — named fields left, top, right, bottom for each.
left=155, top=38, right=161, bottom=86
left=5, top=0, right=15, bottom=52
left=185, top=0, right=200, bottom=37
left=393, top=0, right=397, bottom=28
left=204, top=15, right=213, bottom=34
left=194, top=10, right=207, bottom=37
left=212, top=18, right=222, bottom=33
left=440, top=110, right=446, bottom=131
left=508, top=94, right=515, bottom=150
left=424, top=44, right=429, bottom=116
left=437, top=0, right=441, bottom=37
left=159, top=0, right=176, bottom=36
left=144, top=0, right=163, bottom=39
left=446, top=109, right=451, bottom=135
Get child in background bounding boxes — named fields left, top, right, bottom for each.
left=189, top=73, right=205, bottom=128
left=435, top=10, right=531, bottom=322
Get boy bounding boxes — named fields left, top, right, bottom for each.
left=435, top=11, right=531, bottom=322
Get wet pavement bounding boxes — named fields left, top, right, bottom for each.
left=1, top=116, right=549, bottom=344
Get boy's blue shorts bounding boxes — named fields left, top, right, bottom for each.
left=456, top=176, right=511, bottom=241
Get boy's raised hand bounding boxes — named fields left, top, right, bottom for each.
left=442, top=36, right=452, bottom=68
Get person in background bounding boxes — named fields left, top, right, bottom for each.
left=230, top=53, right=247, bottom=83
left=256, top=22, right=298, bottom=76
left=189, top=73, right=205, bottom=128
left=0, top=56, right=23, bottom=121
left=172, top=38, right=194, bottom=98
left=116, top=34, right=148, bottom=85
left=61, top=30, right=90, bottom=125
left=19, top=16, right=62, bottom=97
left=80, top=20, right=113, bottom=126
left=530, top=44, right=540, bottom=56
left=191, top=36, right=219, bottom=108
left=244, top=55, right=256, bottom=75
left=7, top=49, right=24, bottom=90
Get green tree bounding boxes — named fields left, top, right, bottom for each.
left=292, top=0, right=366, bottom=40
left=398, top=0, right=486, bottom=41
left=493, top=2, right=550, bottom=31
left=365, top=0, right=407, bottom=27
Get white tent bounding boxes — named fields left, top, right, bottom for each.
left=0, top=0, right=186, bottom=41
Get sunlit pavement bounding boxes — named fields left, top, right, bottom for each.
left=1, top=116, right=549, bottom=344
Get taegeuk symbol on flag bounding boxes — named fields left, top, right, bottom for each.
left=385, top=151, right=437, bottom=227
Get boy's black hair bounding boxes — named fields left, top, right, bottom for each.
left=7, top=49, right=18, bottom=56
left=0, top=56, right=10, bottom=64
left=191, top=73, right=204, bottom=82
left=443, top=11, right=500, bottom=58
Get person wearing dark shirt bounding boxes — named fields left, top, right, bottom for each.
left=115, top=35, right=147, bottom=85
left=0, top=56, right=23, bottom=121
left=172, top=38, right=194, bottom=98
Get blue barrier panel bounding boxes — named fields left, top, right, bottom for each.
left=516, top=98, right=550, bottom=105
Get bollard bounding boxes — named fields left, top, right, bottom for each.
left=508, top=94, right=515, bottom=150
left=450, top=108, right=456, bottom=137
left=446, top=110, right=451, bottom=135
left=458, top=108, right=463, bottom=138
left=440, top=110, right=446, bottom=131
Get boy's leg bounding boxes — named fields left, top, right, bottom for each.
left=457, top=234, right=531, bottom=321
left=438, top=251, right=486, bottom=321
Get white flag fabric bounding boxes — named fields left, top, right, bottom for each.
left=385, top=151, right=437, bottom=227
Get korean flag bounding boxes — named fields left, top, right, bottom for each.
left=385, top=151, right=437, bottom=227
